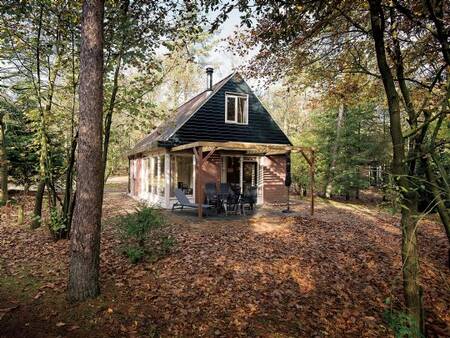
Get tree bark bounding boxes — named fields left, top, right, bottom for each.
left=0, top=112, right=8, bottom=204
left=62, top=131, right=78, bottom=237
left=68, top=0, right=104, bottom=302
left=31, top=180, right=45, bottom=229
left=368, top=0, right=424, bottom=335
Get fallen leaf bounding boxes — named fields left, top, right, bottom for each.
left=0, top=305, right=19, bottom=320
left=68, top=325, right=80, bottom=331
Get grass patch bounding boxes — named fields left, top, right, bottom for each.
left=0, top=272, right=41, bottom=302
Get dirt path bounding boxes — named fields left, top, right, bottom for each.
left=0, top=190, right=449, bottom=337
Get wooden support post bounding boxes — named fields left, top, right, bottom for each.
left=310, top=149, right=315, bottom=216
left=193, top=146, right=217, bottom=218
left=193, top=146, right=204, bottom=217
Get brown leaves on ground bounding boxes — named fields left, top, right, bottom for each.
left=0, top=191, right=449, bottom=337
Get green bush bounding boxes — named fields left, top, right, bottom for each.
left=383, top=299, right=424, bottom=338
left=122, top=246, right=145, bottom=264
left=49, top=207, right=67, bottom=240
left=117, top=205, right=172, bottom=264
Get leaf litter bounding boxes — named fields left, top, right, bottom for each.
left=0, top=191, right=448, bottom=337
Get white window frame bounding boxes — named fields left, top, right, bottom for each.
left=225, top=93, right=249, bottom=125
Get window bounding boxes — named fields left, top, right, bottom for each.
left=158, top=155, right=165, bottom=196
left=170, top=155, right=194, bottom=196
left=148, top=157, right=157, bottom=194
left=225, top=93, right=248, bottom=124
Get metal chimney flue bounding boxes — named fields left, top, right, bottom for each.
left=206, top=66, right=213, bottom=91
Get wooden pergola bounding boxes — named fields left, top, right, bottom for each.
left=170, top=141, right=315, bottom=217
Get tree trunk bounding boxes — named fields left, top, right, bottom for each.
left=324, top=102, right=345, bottom=197
left=62, top=131, right=78, bottom=237
left=400, top=194, right=424, bottom=334
left=423, top=155, right=450, bottom=267
left=0, top=113, right=8, bottom=204
left=31, top=180, right=45, bottom=229
left=102, top=53, right=122, bottom=187
left=368, top=0, right=424, bottom=335
left=68, top=0, right=104, bottom=302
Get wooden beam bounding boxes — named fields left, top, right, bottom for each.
left=299, top=149, right=312, bottom=166
left=171, top=141, right=292, bottom=153
left=192, top=146, right=199, bottom=159
left=194, top=146, right=204, bottom=217
left=202, top=147, right=217, bottom=163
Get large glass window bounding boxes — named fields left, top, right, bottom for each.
left=158, top=155, right=165, bottom=196
left=225, top=93, right=248, bottom=124
left=170, top=155, right=193, bottom=196
left=148, top=157, right=158, bottom=195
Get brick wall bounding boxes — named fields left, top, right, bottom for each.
left=263, top=155, right=288, bottom=204
left=202, top=153, right=221, bottom=186
left=196, top=152, right=221, bottom=203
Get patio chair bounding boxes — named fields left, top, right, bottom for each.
left=219, top=183, right=231, bottom=195
left=241, top=186, right=257, bottom=211
left=204, top=182, right=218, bottom=206
left=172, top=189, right=213, bottom=215
left=223, top=189, right=241, bottom=216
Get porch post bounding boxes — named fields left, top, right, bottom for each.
left=194, top=146, right=204, bottom=217
left=239, top=155, right=243, bottom=194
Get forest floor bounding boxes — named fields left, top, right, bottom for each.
left=0, top=179, right=449, bottom=337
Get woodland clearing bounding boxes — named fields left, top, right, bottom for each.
left=0, top=181, right=449, bottom=337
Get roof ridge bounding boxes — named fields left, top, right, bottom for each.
left=129, top=71, right=236, bottom=155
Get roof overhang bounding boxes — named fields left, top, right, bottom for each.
left=127, top=141, right=166, bottom=158
left=170, top=141, right=293, bottom=156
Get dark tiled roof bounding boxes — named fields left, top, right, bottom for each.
left=129, top=72, right=235, bottom=155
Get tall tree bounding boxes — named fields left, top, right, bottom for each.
left=206, top=0, right=449, bottom=335
left=0, top=105, right=7, bottom=204
left=0, top=1, right=81, bottom=230
left=368, top=1, right=423, bottom=332
left=68, top=0, right=104, bottom=302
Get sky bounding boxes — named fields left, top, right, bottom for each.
left=203, top=9, right=243, bottom=79
left=195, top=8, right=262, bottom=90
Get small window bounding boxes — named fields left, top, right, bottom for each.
left=225, top=93, right=248, bottom=124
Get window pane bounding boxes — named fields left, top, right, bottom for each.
left=148, top=158, right=154, bottom=193
left=147, top=157, right=157, bottom=195
left=237, top=97, right=247, bottom=123
left=170, top=155, right=193, bottom=197
left=226, top=96, right=235, bottom=121
left=159, top=155, right=165, bottom=196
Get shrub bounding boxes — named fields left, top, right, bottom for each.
left=49, top=207, right=67, bottom=240
left=117, top=205, right=172, bottom=263
left=122, top=246, right=145, bottom=264
left=383, top=298, right=424, bottom=338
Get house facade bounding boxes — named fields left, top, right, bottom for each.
left=128, top=69, right=293, bottom=209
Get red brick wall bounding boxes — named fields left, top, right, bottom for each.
left=202, top=153, right=221, bottom=186
left=263, top=155, right=288, bottom=204
left=196, top=152, right=221, bottom=203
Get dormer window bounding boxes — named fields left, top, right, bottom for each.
left=225, top=93, right=248, bottom=124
